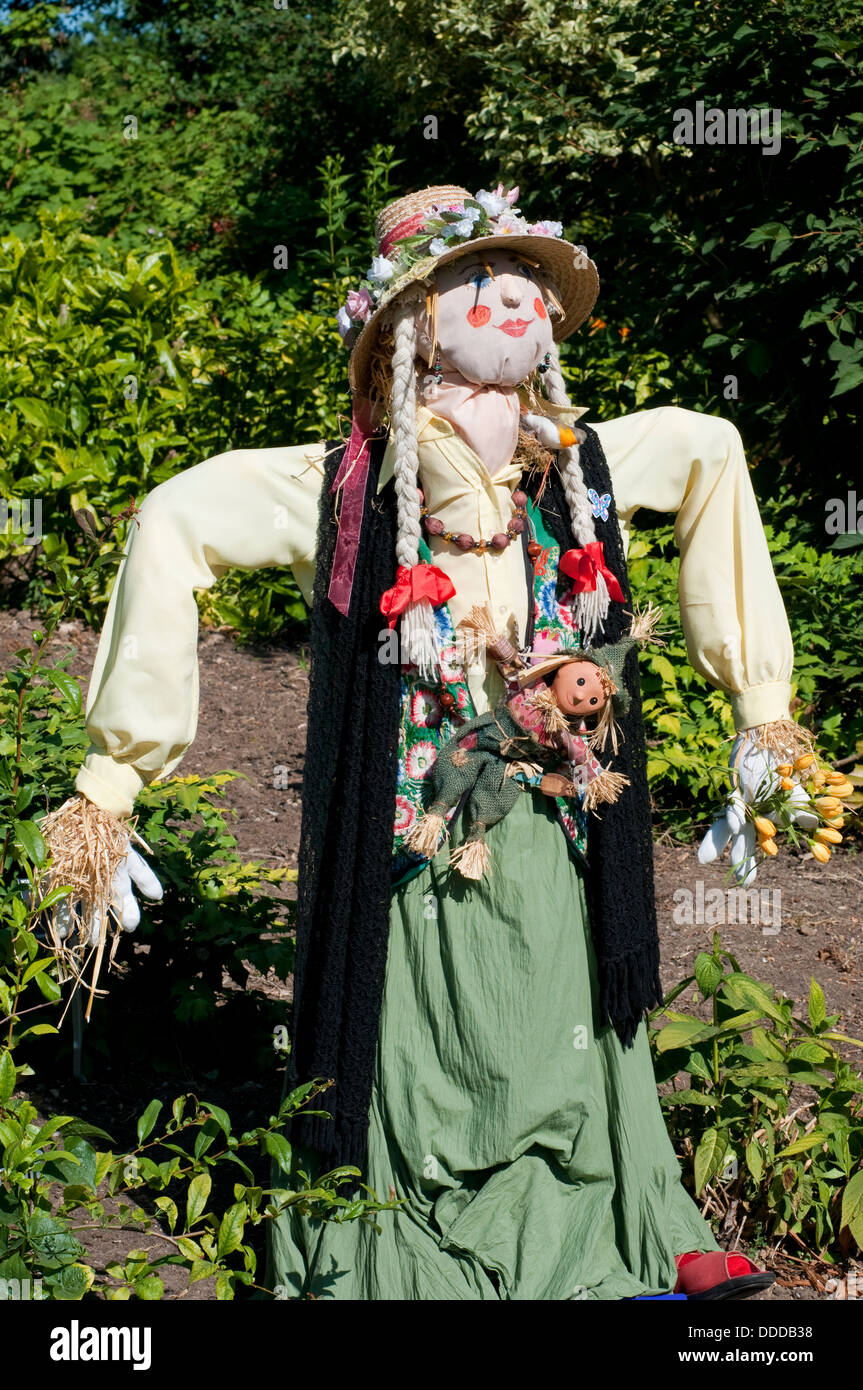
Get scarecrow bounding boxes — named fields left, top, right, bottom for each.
left=43, top=183, right=814, bottom=1300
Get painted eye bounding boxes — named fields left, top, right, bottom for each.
left=518, top=264, right=535, bottom=279
left=576, top=677, right=585, bottom=686
left=471, top=272, right=491, bottom=291
left=589, top=697, right=598, bottom=706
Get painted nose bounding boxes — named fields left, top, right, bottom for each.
left=498, top=273, right=525, bottom=308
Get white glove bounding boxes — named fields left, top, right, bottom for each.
left=56, top=843, right=164, bottom=946
left=698, top=732, right=819, bottom=886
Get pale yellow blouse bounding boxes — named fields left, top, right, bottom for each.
left=75, top=405, right=794, bottom=818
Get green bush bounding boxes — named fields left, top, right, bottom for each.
left=0, top=520, right=393, bottom=1302
left=0, top=207, right=348, bottom=632
left=629, top=515, right=863, bottom=831
left=650, top=934, right=863, bottom=1258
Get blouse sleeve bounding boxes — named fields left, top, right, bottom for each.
left=591, top=406, right=793, bottom=733
left=75, top=443, right=326, bottom=818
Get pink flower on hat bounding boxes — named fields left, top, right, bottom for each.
left=345, top=287, right=373, bottom=322
left=528, top=220, right=564, bottom=238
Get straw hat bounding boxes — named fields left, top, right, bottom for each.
left=342, top=183, right=600, bottom=396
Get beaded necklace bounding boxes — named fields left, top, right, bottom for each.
left=420, top=487, right=529, bottom=554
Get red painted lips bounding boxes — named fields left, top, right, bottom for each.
left=497, top=318, right=534, bottom=337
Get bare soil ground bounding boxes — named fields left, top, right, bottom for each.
left=3, top=608, right=861, bottom=1302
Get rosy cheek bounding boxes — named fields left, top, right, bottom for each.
left=466, top=305, right=491, bottom=328
left=534, top=297, right=547, bottom=320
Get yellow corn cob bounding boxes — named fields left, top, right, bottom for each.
left=814, top=828, right=843, bottom=845
left=830, top=781, right=855, bottom=799
left=795, top=753, right=815, bottom=770
left=760, top=838, right=779, bottom=856
left=810, top=771, right=827, bottom=788
left=810, top=842, right=831, bottom=863
left=777, top=763, right=793, bottom=777
left=824, top=815, right=845, bottom=828
left=815, top=796, right=841, bottom=813
left=824, top=771, right=846, bottom=785
left=780, top=776, right=795, bottom=791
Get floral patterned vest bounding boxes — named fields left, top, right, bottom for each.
left=392, top=497, right=589, bottom=883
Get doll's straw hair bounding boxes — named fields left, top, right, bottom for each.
left=589, top=669, right=623, bottom=756
left=36, top=795, right=140, bottom=1020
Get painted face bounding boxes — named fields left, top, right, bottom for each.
left=551, top=661, right=609, bottom=718
left=419, top=248, right=555, bottom=387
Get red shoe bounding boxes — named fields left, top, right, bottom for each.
left=674, top=1251, right=776, bottom=1301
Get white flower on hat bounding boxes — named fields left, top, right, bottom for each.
left=336, top=305, right=354, bottom=339
left=495, top=212, right=529, bottom=235
left=368, top=255, right=396, bottom=284
left=475, top=188, right=509, bottom=218
left=451, top=214, right=480, bottom=238
left=429, top=237, right=449, bottom=257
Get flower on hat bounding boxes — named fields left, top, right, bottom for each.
left=345, top=287, right=373, bottom=321
left=336, top=184, right=568, bottom=342
left=494, top=211, right=530, bottom=235
left=475, top=188, right=509, bottom=218
left=368, top=255, right=396, bottom=284
left=529, top=220, right=564, bottom=238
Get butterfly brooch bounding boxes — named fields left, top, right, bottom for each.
left=588, top=489, right=611, bottom=522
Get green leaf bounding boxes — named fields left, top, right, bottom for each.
left=201, top=1101, right=231, bottom=1137
left=694, top=1128, right=728, bottom=1196
left=133, top=1273, right=164, bottom=1300
left=136, top=1099, right=163, bottom=1145
left=44, top=669, right=83, bottom=716
left=262, top=1131, right=293, bottom=1175
left=694, top=952, right=724, bottom=998
left=775, top=1130, right=829, bottom=1159
left=48, top=1262, right=93, bottom=1301
left=14, top=819, right=46, bottom=866
left=0, top=1051, right=16, bottom=1103
left=840, top=1170, right=863, bottom=1247
left=185, top=1171, right=212, bottom=1230
left=721, top=974, right=786, bottom=1024
left=808, top=978, right=827, bottom=1031
left=745, top=1139, right=764, bottom=1184
left=189, top=1259, right=216, bottom=1285
left=154, top=1197, right=178, bottom=1232
left=216, top=1202, right=248, bottom=1258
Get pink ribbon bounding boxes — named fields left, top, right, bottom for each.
left=327, top=398, right=378, bottom=616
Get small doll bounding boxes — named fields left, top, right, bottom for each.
left=406, top=604, right=662, bottom=879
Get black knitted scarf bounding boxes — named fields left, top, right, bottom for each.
left=288, top=423, right=662, bottom=1175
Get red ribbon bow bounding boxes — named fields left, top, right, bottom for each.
left=559, top=541, right=625, bottom=603
left=379, top=564, right=456, bottom=628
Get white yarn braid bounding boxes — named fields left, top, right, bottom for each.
left=389, top=292, right=439, bottom=680
left=543, top=342, right=611, bottom=642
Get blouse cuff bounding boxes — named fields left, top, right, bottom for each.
left=75, top=751, right=145, bottom=819
left=730, top=681, right=792, bottom=733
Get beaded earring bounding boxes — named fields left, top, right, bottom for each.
left=537, top=351, right=551, bottom=375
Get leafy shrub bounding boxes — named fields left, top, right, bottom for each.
left=0, top=519, right=392, bottom=1301
left=650, top=934, right=863, bottom=1257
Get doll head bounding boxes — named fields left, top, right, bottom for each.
left=550, top=659, right=613, bottom=718
left=414, top=248, right=555, bottom=387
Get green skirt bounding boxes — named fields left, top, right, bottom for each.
left=270, top=791, right=718, bottom=1299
